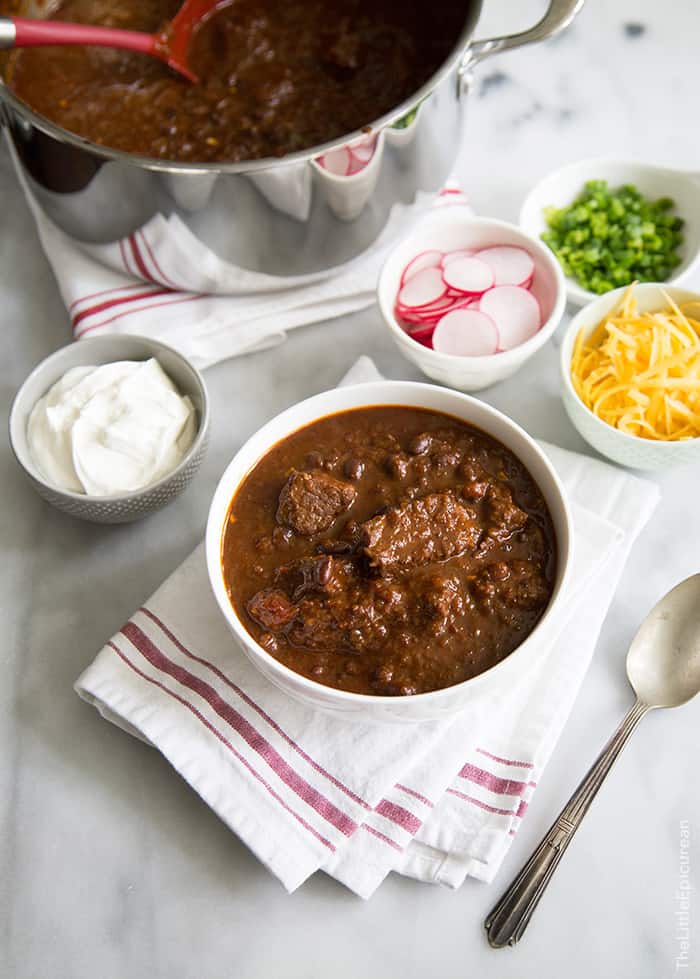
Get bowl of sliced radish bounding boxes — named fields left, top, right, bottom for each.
left=378, top=210, right=567, bottom=391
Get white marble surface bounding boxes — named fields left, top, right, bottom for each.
left=2, top=1, right=699, bottom=976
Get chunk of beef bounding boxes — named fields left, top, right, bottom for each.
left=472, top=560, right=550, bottom=611
left=360, top=492, right=481, bottom=577
left=246, top=589, right=298, bottom=631
left=420, top=574, right=466, bottom=619
left=276, top=469, right=356, bottom=536
left=496, top=560, right=551, bottom=609
left=483, top=482, right=528, bottom=542
left=287, top=577, right=409, bottom=653
left=416, top=573, right=468, bottom=638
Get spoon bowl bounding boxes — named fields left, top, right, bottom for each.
left=0, top=0, right=222, bottom=83
left=627, top=573, right=700, bottom=708
left=520, top=157, right=700, bottom=306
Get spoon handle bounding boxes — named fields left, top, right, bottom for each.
left=484, top=697, right=650, bottom=948
left=0, top=16, right=156, bottom=56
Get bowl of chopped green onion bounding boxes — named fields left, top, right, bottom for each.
left=519, top=158, right=700, bottom=306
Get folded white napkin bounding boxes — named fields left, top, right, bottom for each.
left=12, top=138, right=468, bottom=368
left=75, top=357, right=659, bottom=897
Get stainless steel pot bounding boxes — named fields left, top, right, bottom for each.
left=0, top=0, right=583, bottom=278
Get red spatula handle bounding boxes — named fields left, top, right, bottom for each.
left=0, top=15, right=156, bottom=58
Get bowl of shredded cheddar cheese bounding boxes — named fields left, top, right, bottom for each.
left=560, top=282, right=700, bottom=469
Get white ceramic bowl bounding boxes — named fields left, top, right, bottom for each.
left=520, top=157, right=700, bottom=307
left=560, top=283, right=700, bottom=470
left=206, top=381, right=574, bottom=724
left=377, top=211, right=566, bottom=392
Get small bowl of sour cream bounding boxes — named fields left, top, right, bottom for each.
left=9, top=335, right=210, bottom=523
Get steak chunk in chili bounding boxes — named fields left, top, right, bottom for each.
left=472, top=560, right=551, bottom=611
left=276, top=469, right=356, bottom=536
left=483, top=483, right=529, bottom=543
left=361, top=491, right=481, bottom=577
left=246, top=588, right=298, bottom=631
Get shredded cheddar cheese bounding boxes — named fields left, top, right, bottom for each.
left=570, top=285, right=700, bottom=440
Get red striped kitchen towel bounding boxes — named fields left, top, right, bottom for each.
left=12, top=135, right=470, bottom=368
left=74, top=358, right=660, bottom=897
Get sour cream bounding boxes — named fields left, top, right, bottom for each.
left=27, top=358, right=197, bottom=496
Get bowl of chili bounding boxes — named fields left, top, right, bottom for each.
left=206, top=380, right=573, bottom=723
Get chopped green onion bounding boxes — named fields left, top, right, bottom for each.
left=541, top=180, right=684, bottom=294
left=392, top=106, right=419, bottom=130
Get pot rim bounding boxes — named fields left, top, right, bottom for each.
left=0, top=1, right=482, bottom=175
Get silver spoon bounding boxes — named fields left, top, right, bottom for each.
left=485, top=573, right=700, bottom=948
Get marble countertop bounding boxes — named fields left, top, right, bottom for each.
left=2, top=1, right=698, bottom=976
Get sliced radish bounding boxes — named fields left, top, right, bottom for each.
left=398, top=267, right=447, bottom=309
left=432, top=309, right=499, bottom=357
left=345, top=158, right=361, bottom=176
left=401, top=249, right=444, bottom=285
left=442, top=257, right=494, bottom=295
left=441, top=249, right=476, bottom=267
left=405, top=322, right=436, bottom=346
left=407, top=294, right=455, bottom=314
left=397, top=309, right=440, bottom=327
left=475, top=246, right=534, bottom=287
left=320, top=147, right=351, bottom=176
left=397, top=293, right=478, bottom=324
left=479, top=286, right=541, bottom=350
left=351, top=138, right=375, bottom=163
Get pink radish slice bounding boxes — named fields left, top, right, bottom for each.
left=397, top=309, right=439, bottom=327
left=475, top=246, right=534, bottom=287
left=399, top=313, right=441, bottom=330
left=406, top=294, right=455, bottom=315
left=442, top=257, right=494, bottom=295
left=351, top=139, right=375, bottom=163
left=401, top=249, right=444, bottom=285
left=479, top=286, right=541, bottom=350
left=398, top=267, right=447, bottom=309
left=432, top=309, right=499, bottom=357
left=405, top=322, right=436, bottom=345
left=398, top=294, right=474, bottom=323
left=320, top=147, right=351, bottom=176
left=441, top=249, right=476, bottom=267
left=346, top=156, right=368, bottom=176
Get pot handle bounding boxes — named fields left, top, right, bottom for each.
left=461, top=0, right=584, bottom=76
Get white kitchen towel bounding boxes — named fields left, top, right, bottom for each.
left=75, top=357, right=660, bottom=897
left=12, top=135, right=469, bottom=368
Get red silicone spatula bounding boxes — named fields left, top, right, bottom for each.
left=0, top=0, right=222, bottom=83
